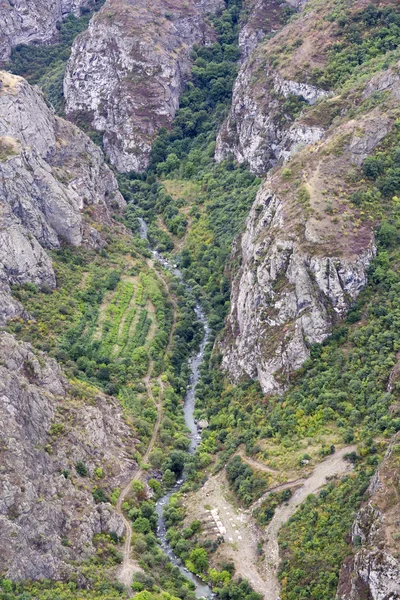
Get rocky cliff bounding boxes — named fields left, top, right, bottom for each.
left=219, top=3, right=400, bottom=393
left=64, top=0, right=223, bottom=172
left=336, top=435, right=400, bottom=600
left=0, top=69, right=135, bottom=582
left=0, top=70, right=124, bottom=324
left=0, top=0, right=101, bottom=61
left=220, top=56, right=400, bottom=393
left=0, top=332, right=136, bottom=581
left=215, top=0, right=327, bottom=173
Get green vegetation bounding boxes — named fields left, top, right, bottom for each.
left=7, top=3, right=104, bottom=113
left=5, top=0, right=400, bottom=598
left=254, top=489, right=293, bottom=527
left=191, top=78, right=400, bottom=600
left=163, top=493, right=262, bottom=600
left=226, top=456, right=269, bottom=507
left=278, top=472, right=371, bottom=600
left=313, top=3, right=400, bottom=88
left=119, top=0, right=260, bottom=337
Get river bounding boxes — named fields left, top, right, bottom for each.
left=138, top=218, right=215, bottom=600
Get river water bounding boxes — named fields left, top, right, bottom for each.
left=138, top=218, right=215, bottom=599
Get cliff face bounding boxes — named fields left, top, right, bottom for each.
left=64, top=0, right=223, bottom=172
left=0, top=69, right=137, bottom=583
left=336, top=436, right=400, bottom=600
left=215, top=0, right=327, bottom=174
left=218, top=2, right=400, bottom=393
left=0, top=0, right=100, bottom=61
left=219, top=56, right=400, bottom=393
left=0, top=70, right=124, bottom=324
left=0, top=332, right=136, bottom=581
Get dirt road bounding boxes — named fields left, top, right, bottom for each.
left=184, top=446, right=356, bottom=600
left=261, top=445, right=356, bottom=600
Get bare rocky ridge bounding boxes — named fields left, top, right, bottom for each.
left=0, top=0, right=101, bottom=61
left=64, top=0, right=224, bottom=172
left=215, top=0, right=326, bottom=173
left=336, top=435, right=400, bottom=600
left=0, top=332, right=136, bottom=581
left=0, top=70, right=124, bottom=324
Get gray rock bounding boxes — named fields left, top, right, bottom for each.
left=215, top=61, right=326, bottom=173
left=220, top=185, right=376, bottom=394
left=336, top=436, right=400, bottom=600
left=0, top=332, right=137, bottom=581
left=0, top=0, right=97, bottom=61
left=0, top=70, right=125, bottom=323
left=64, top=0, right=224, bottom=172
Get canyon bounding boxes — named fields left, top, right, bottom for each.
left=0, top=0, right=400, bottom=599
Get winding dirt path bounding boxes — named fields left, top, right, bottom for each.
left=116, top=263, right=177, bottom=590
left=236, top=451, right=279, bottom=475
left=183, top=446, right=356, bottom=600
left=261, top=445, right=356, bottom=600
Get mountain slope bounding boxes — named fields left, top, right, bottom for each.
left=0, top=70, right=124, bottom=324
left=219, top=0, right=400, bottom=393
left=64, top=0, right=224, bottom=172
left=0, top=0, right=102, bottom=61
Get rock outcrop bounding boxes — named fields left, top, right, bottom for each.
left=0, top=0, right=101, bottom=61
left=220, top=183, right=375, bottom=394
left=215, top=0, right=327, bottom=173
left=215, top=60, right=326, bottom=173
left=0, top=332, right=136, bottom=581
left=64, top=0, right=223, bottom=172
left=336, top=435, right=400, bottom=600
left=218, top=84, right=400, bottom=392
left=0, top=70, right=124, bottom=324
left=219, top=6, right=400, bottom=394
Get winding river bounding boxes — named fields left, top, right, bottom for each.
left=138, top=218, right=215, bottom=599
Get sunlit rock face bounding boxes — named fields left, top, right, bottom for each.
left=0, top=70, right=124, bottom=323
left=0, top=0, right=100, bottom=61
left=64, top=0, right=224, bottom=172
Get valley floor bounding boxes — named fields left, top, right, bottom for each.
left=183, top=446, right=356, bottom=600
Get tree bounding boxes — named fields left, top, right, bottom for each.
left=132, top=517, right=151, bottom=534
left=189, top=547, right=209, bottom=574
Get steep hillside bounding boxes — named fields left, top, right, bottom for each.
left=0, top=0, right=103, bottom=61
left=336, top=435, right=400, bottom=600
left=0, top=70, right=124, bottom=324
left=64, top=0, right=224, bottom=172
left=0, top=332, right=135, bottom=582
left=0, top=69, right=139, bottom=587
left=219, top=0, right=400, bottom=393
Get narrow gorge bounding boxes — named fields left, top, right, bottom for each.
left=1, top=1, right=400, bottom=600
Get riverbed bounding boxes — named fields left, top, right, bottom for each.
left=139, top=218, right=214, bottom=599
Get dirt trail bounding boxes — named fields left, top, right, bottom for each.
left=184, top=446, right=355, bottom=600
left=116, top=264, right=177, bottom=590
left=261, top=445, right=356, bottom=600
left=237, top=451, right=279, bottom=475
left=251, top=478, right=305, bottom=511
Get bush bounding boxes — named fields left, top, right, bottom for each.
left=75, top=461, right=88, bottom=477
